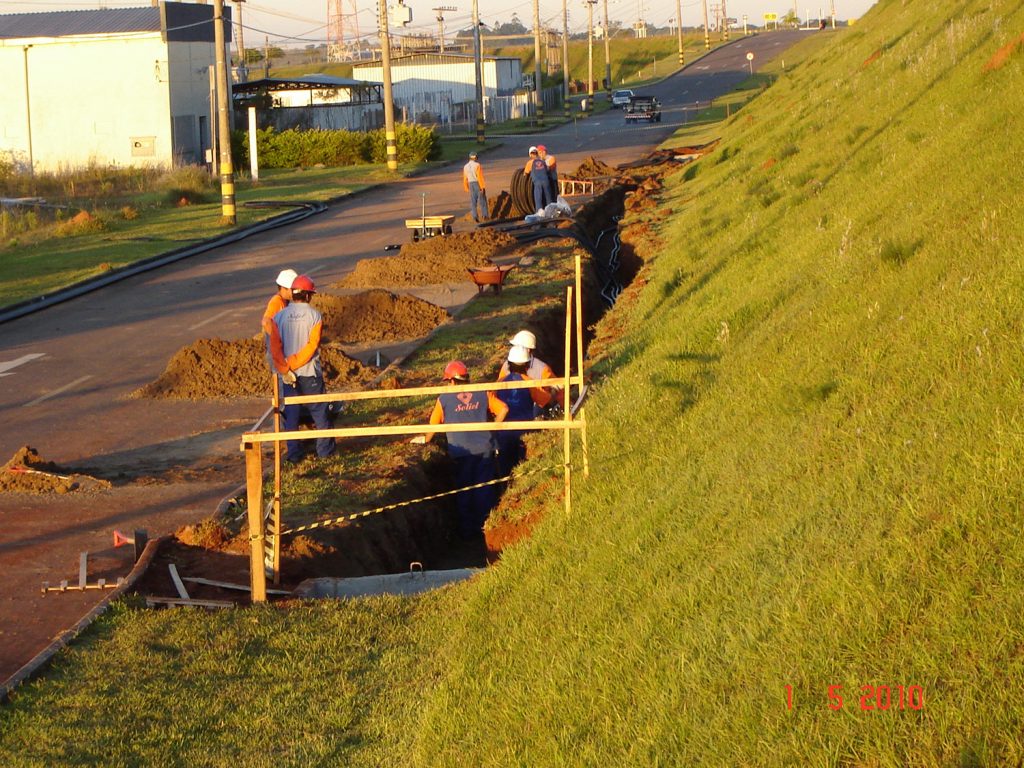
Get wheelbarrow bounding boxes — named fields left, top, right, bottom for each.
left=405, top=215, right=454, bottom=242
left=467, top=264, right=516, bottom=294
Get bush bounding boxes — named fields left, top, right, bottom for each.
left=232, top=123, right=439, bottom=169
left=157, top=166, right=214, bottom=206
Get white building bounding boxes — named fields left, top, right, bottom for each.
left=353, top=52, right=524, bottom=124
left=0, top=2, right=229, bottom=172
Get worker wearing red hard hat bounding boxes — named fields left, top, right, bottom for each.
left=524, top=146, right=553, bottom=213
left=268, top=275, right=336, bottom=463
left=411, top=360, right=508, bottom=538
left=498, top=329, right=564, bottom=413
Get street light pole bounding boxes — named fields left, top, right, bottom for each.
left=562, top=0, right=570, bottom=117
left=533, top=0, right=544, bottom=125
left=22, top=45, right=34, bottom=182
left=213, top=0, right=235, bottom=224
left=586, top=0, right=596, bottom=113
left=602, top=0, right=611, bottom=99
left=379, top=0, right=399, bottom=170
left=701, top=0, right=710, bottom=50
left=674, top=0, right=683, bottom=66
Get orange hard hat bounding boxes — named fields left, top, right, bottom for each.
left=443, top=360, right=469, bottom=381
left=291, top=274, right=316, bottom=293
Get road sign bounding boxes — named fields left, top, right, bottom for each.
left=764, top=12, right=777, bottom=21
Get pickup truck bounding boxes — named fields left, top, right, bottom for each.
left=624, top=95, right=662, bottom=123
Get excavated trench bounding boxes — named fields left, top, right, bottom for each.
left=132, top=153, right=684, bottom=601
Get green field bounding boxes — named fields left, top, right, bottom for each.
left=4, top=0, right=1024, bottom=764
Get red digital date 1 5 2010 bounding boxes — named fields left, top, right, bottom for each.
left=785, top=685, right=924, bottom=711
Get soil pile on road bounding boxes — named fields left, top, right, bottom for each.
left=572, top=157, right=619, bottom=179
left=133, top=337, right=370, bottom=400
left=337, top=229, right=517, bottom=288
left=0, top=446, right=111, bottom=494
left=314, top=290, right=450, bottom=343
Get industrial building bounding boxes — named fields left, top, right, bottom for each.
left=353, top=52, right=526, bottom=125
left=0, top=2, right=229, bottom=172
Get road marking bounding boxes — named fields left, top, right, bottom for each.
left=188, top=309, right=234, bottom=331
left=306, top=264, right=326, bottom=275
left=23, top=375, right=93, bottom=407
left=0, top=353, right=46, bottom=378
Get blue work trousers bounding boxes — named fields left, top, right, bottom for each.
left=532, top=180, right=552, bottom=212
left=450, top=452, right=497, bottom=539
left=468, top=182, right=488, bottom=222
left=282, top=374, right=335, bottom=463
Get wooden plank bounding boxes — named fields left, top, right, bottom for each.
left=245, top=441, right=268, bottom=603
left=281, top=375, right=584, bottom=405
left=182, top=576, right=291, bottom=595
left=145, top=596, right=234, bottom=609
left=168, top=564, right=190, bottom=600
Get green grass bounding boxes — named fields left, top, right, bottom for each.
left=5, top=1, right=1024, bottom=764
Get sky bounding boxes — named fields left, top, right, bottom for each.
left=0, top=0, right=878, bottom=46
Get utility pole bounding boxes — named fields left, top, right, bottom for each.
left=830, top=0, right=836, bottom=28
left=586, top=0, right=596, bottom=113
left=721, top=0, right=728, bottom=40
left=701, top=0, right=710, bottom=50
left=602, top=0, right=611, bottom=98
left=562, top=0, right=570, bottom=117
left=380, top=0, right=398, bottom=169
left=432, top=6, right=456, bottom=53
left=674, top=0, right=683, bottom=66
left=233, top=0, right=245, bottom=78
left=472, top=0, right=484, bottom=142
left=532, top=0, right=544, bottom=125
left=263, top=35, right=269, bottom=78
left=213, top=0, right=235, bottom=224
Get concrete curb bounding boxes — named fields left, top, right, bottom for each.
left=0, top=534, right=170, bottom=704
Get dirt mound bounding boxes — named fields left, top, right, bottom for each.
left=338, top=230, right=517, bottom=288
left=134, top=337, right=370, bottom=400
left=572, top=156, right=619, bottom=178
left=314, top=290, right=449, bottom=343
left=489, top=190, right=515, bottom=220
left=0, top=446, right=111, bottom=495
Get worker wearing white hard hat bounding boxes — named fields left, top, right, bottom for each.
left=262, top=268, right=298, bottom=334
left=494, top=344, right=550, bottom=477
left=498, top=330, right=564, bottom=413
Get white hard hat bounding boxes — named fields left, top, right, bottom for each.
left=508, top=330, right=536, bottom=349
left=276, top=269, right=298, bottom=289
left=508, top=345, right=531, bottom=365
left=528, top=146, right=538, bottom=154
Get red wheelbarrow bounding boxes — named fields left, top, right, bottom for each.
left=467, top=264, right=515, bottom=294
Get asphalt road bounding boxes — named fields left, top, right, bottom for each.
left=0, top=30, right=809, bottom=684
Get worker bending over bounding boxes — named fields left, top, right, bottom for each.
left=412, top=361, right=508, bottom=538
left=495, top=345, right=549, bottom=478
left=499, top=329, right=565, bottom=414
left=269, top=275, right=336, bottom=464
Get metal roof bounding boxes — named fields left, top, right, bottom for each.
left=0, top=7, right=161, bottom=39
left=353, top=52, right=521, bottom=68
left=233, top=76, right=382, bottom=95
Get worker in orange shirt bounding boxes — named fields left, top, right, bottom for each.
left=537, top=144, right=558, bottom=203
left=524, top=146, right=553, bottom=212
left=462, top=151, right=488, bottom=223
left=261, top=268, right=297, bottom=335
left=499, top=330, right=564, bottom=414
left=411, top=360, right=508, bottom=538
left=494, top=344, right=550, bottom=477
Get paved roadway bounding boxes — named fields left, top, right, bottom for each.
left=0, top=31, right=808, bottom=684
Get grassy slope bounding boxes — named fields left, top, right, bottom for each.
left=3, top=0, right=1024, bottom=764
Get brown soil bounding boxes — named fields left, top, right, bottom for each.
left=489, top=190, right=515, bottom=220
left=0, top=446, right=111, bottom=495
left=133, top=337, right=371, bottom=400
left=337, top=229, right=518, bottom=288
left=314, top=290, right=450, bottom=343
left=572, top=156, right=620, bottom=178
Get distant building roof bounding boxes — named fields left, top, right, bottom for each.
left=0, top=2, right=227, bottom=43
left=233, top=76, right=382, bottom=94
left=352, top=52, right=521, bottom=68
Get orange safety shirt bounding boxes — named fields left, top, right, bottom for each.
left=425, top=389, right=508, bottom=443
left=498, top=355, right=563, bottom=407
left=462, top=160, right=486, bottom=191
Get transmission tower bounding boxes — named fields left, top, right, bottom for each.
left=328, top=0, right=361, bottom=62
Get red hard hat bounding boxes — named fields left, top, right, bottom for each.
left=291, top=275, right=316, bottom=294
left=443, top=360, right=469, bottom=381
left=537, top=144, right=546, bottom=152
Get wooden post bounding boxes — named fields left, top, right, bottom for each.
left=563, top=287, right=573, bottom=517
left=271, top=375, right=282, bottom=585
left=574, top=251, right=585, bottom=403
left=244, top=437, right=268, bottom=602
left=580, top=407, right=589, bottom=478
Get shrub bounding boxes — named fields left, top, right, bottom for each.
left=233, top=123, right=439, bottom=169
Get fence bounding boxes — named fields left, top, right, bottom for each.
left=240, top=255, right=589, bottom=601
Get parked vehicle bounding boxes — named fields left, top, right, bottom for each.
left=624, top=95, right=662, bottom=123
left=610, top=89, right=635, bottom=109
